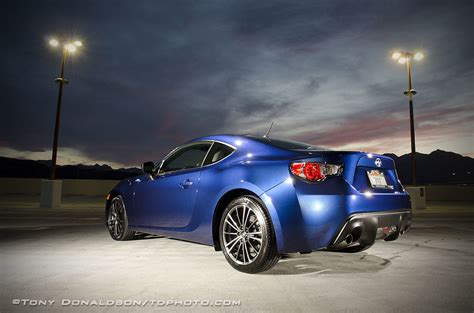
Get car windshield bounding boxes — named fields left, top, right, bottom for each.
left=247, top=136, right=331, bottom=151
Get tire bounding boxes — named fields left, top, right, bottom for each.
left=106, top=196, right=135, bottom=241
left=219, top=196, right=280, bottom=273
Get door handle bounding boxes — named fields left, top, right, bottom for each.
left=180, top=179, right=194, bottom=189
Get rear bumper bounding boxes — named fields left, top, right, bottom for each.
left=328, top=209, right=412, bottom=250
left=263, top=178, right=412, bottom=253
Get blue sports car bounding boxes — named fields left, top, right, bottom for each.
left=106, top=134, right=412, bottom=273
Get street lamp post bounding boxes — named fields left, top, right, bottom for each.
left=391, top=51, right=424, bottom=185
left=40, top=38, right=82, bottom=208
left=48, top=39, right=82, bottom=179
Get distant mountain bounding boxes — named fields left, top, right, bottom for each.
left=0, top=150, right=472, bottom=184
left=384, top=150, right=473, bottom=185
left=0, top=157, right=141, bottom=180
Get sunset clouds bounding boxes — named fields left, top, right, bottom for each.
left=1, top=0, right=472, bottom=167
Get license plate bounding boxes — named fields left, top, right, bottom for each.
left=366, top=170, right=389, bottom=189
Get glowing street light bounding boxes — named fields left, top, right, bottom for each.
left=65, top=43, right=77, bottom=53
left=48, top=38, right=84, bottom=180
left=414, top=52, right=424, bottom=61
left=391, top=50, right=425, bottom=185
left=49, top=39, right=59, bottom=47
left=391, top=52, right=401, bottom=60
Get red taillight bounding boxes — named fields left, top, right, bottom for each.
left=290, top=162, right=304, bottom=176
left=303, top=162, right=325, bottom=181
left=290, top=161, right=342, bottom=182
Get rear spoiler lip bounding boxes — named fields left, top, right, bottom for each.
left=288, top=151, right=365, bottom=162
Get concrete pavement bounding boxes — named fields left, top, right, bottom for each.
left=0, top=195, right=473, bottom=312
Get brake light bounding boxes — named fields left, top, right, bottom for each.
left=290, top=162, right=342, bottom=182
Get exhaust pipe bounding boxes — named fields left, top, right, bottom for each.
left=345, top=234, right=354, bottom=245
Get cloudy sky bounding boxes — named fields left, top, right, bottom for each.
left=2, top=0, right=473, bottom=168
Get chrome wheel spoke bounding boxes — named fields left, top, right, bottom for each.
left=225, top=219, right=240, bottom=232
left=227, top=215, right=240, bottom=231
left=235, top=206, right=242, bottom=226
left=248, top=236, right=262, bottom=242
left=228, top=238, right=241, bottom=252
left=247, top=238, right=257, bottom=251
left=241, top=240, right=246, bottom=264
left=224, top=231, right=238, bottom=236
left=247, top=218, right=257, bottom=230
left=225, top=235, right=240, bottom=249
left=247, top=231, right=262, bottom=235
left=235, top=241, right=243, bottom=259
left=243, top=240, right=250, bottom=263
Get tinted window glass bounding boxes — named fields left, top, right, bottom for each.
left=160, top=143, right=211, bottom=173
left=247, top=136, right=330, bottom=151
left=203, top=142, right=235, bottom=166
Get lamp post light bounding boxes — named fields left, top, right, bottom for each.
left=48, top=38, right=83, bottom=179
left=40, top=38, right=83, bottom=208
left=391, top=50, right=424, bottom=185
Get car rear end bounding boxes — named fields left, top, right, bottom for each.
left=293, top=150, right=411, bottom=249
left=262, top=145, right=411, bottom=253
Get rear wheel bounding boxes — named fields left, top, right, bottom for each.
left=106, top=196, right=135, bottom=241
left=219, top=196, right=280, bottom=273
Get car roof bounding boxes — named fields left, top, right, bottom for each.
left=191, top=134, right=329, bottom=152
left=191, top=134, right=248, bottom=144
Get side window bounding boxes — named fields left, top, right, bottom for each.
left=203, top=142, right=235, bottom=166
left=159, top=143, right=211, bottom=174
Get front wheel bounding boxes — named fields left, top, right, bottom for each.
left=106, top=196, right=135, bottom=241
left=219, top=196, right=280, bottom=273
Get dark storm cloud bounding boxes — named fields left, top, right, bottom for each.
left=1, top=0, right=473, bottom=166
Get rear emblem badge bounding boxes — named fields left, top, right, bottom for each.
left=375, top=158, right=382, bottom=167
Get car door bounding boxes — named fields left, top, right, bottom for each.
left=133, top=142, right=212, bottom=228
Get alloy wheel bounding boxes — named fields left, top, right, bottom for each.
left=107, top=198, right=125, bottom=238
left=222, top=202, right=264, bottom=265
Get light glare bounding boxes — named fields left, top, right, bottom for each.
left=414, top=52, right=424, bottom=61
left=391, top=52, right=401, bottom=60
left=73, top=40, right=83, bottom=47
left=49, top=39, right=59, bottom=47
left=65, top=43, right=77, bottom=53
left=398, top=57, right=407, bottom=64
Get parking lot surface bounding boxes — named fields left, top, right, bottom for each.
left=0, top=196, right=473, bottom=312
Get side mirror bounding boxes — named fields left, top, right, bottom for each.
left=142, top=161, right=155, bottom=175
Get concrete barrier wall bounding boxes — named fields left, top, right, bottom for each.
left=0, top=178, right=473, bottom=201
left=424, top=185, right=474, bottom=202
left=0, top=178, right=119, bottom=197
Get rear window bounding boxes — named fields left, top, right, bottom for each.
left=247, top=136, right=330, bottom=151
left=203, top=142, right=235, bottom=165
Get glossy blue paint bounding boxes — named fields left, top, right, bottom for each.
left=132, top=168, right=201, bottom=228
left=108, top=134, right=411, bottom=253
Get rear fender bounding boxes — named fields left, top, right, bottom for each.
left=212, top=181, right=284, bottom=253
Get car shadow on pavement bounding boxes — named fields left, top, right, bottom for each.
left=133, top=233, right=164, bottom=240
left=262, top=251, right=390, bottom=275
